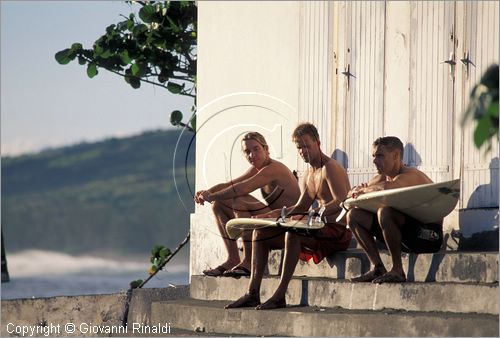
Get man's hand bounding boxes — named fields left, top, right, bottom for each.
left=194, top=190, right=209, bottom=205
left=348, top=183, right=368, bottom=199
left=201, top=190, right=214, bottom=203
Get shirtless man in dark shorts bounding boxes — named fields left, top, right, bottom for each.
left=347, top=136, right=443, bottom=283
left=195, top=132, right=300, bottom=277
left=225, top=122, right=352, bottom=310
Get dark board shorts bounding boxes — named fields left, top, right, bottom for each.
left=370, top=214, right=443, bottom=253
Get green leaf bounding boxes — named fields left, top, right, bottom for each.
left=166, top=16, right=181, bottom=32
left=170, top=110, right=183, bottom=125
left=87, top=63, right=98, bottom=78
left=487, top=101, right=499, bottom=119
left=119, top=50, right=132, bottom=64
left=127, top=19, right=135, bottom=31
left=474, top=115, right=492, bottom=148
left=189, top=114, right=196, bottom=131
left=70, top=43, right=83, bottom=52
left=129, top=77, right=141, bottom=89
left=139, top=4, right=156, bottom=23
left=77, top=56, right=86, bottom=65
left=167, top=82, right=183, bottom=94
left=130, top=279, right=143, bottom=289
left=55, top=49, right=72, bottom=65
left=159, top=247, right=171, bottom=259
left=151, top=245, right=161, bottom=257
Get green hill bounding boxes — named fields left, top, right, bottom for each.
left=1, top=129, right=195, bottom=256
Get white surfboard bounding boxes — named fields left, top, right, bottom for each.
left=338, top=179, right=460, bottom=224
left=226, top=217, right=324, bottom=240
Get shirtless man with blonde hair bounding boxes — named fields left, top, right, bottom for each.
left=195, top=132, right=300, bottom=277
left=347, top=136, right=443, bottom=283
left=226, top=122, right=352, bottom=309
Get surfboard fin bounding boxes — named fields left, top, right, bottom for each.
left=278, top=206, right=288, bottom=223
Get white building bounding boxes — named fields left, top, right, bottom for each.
left=191, top=1, right=499, bottom=276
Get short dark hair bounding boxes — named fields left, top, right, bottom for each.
left=373, top=136, right=404, bottom=157
left=292, top=122, right=320, bottom=142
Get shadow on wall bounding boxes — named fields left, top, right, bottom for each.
left=331, top=149, right=349, bottom=170
left=403, top=143, right=422, bottom=167
left=455, top=157, right=499, bottom=251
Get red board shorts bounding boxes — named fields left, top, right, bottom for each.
left=296, top=223, right=352, bottom=264
left=369, top=214, right=443, bottom=253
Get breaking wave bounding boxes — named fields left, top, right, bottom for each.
left=5, top=250, right=188, bottom=277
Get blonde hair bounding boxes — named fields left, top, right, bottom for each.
left=241, top=132, right=269, bottom=151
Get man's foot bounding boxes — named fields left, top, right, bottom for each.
left=372, top=271, right=406, bottom=284
left=255, top=297, right=286, bottom=310
left=350, top=265, right=387, bottom=282
left=225, top=293, right=260, bottom=309
left=222, top=266, right=251, bottom=278
left=202, top=265, right=229, bottom=277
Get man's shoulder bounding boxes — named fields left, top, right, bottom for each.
left=398, top=167, right=433, bottom=185
left=265, top=159, right=292, bottom=174
left=324, top=157, right=347, bottom=173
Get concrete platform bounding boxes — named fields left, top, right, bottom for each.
left=151, top=299, right=499, bottom=337
left=267, top=249, right=498, bottom=282
left=190, top=275, right=498, bottom=315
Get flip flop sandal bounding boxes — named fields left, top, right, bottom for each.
left=222, top=266, right=251, bottom=278
left=203, top=265, right=228, bottom=277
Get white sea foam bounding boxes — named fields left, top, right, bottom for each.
left=6, top=250, right=188, bottom=277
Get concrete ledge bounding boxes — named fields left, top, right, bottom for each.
left=127, top=286, right=189, bottom=326
left=151, top=299, right=499, bottom=337
left=268, top=250, right=499, bottom=283
left=1, top=293, right=127, bottom=337
left=190, top=275, right=499, bottom=315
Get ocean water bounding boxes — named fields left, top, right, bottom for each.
left=1, top=250, right=189, bottom=300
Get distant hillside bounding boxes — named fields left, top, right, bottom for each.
left=1, top=129, right=195, bottom=256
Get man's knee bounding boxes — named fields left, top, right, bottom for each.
left=377, top=207, right=403, bottom=229
left=212, top=200, right=223, bottom=212
left=347, top=208, right=370, bottom=230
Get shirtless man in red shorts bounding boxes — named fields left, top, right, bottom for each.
left=225, top=122, right=352, bottom=310
left=347, top=136, right=443, bottom=283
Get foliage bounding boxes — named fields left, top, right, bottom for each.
left=55, top=1, right=197, bottom=132
left=149, top=244, right=171, bottom=274
left=1, top=130, right=195, bottom=256
left=462, top=64, right=499, bottom=152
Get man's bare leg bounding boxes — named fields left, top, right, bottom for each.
left=373, top=207, right=406, bottom=283
left=208, top=200, right=241, bottom=271
left=231, top=196, right=271, bottom=272
left=257, top=231, right=311, bottom=310
left=347, top=208, right=387, bottom=282
left=225, top=228, right=285, bottom=309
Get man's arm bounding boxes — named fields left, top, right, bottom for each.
left=253, top=169, right=313, bottom=219
left=355, top=170, right=431, bottom=196
left=203, top=166, right=276, bottom=202
left=318, top=162, right=349, bottom=215
left=194, top=167, right=257, bottom=204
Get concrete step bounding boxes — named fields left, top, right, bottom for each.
left=267, top=249, right=498, bottom=283
left=190, top=275, right=498, bottom=315
left=151, top=299, right=499, bottom=337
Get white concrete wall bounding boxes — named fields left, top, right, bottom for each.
left=193, top=1, right=300, bottom=276
left=193, top=2, right=498, bottom=275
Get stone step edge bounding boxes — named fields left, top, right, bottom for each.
left=151, top=299, right=499, bottom=337
left=267, top=249, right=499, bottom=283
left=190, top=275, right=499, bottom=315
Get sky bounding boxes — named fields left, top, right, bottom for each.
left=1, top=1, right=193, bottom=156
